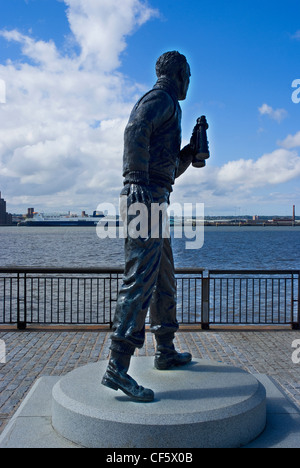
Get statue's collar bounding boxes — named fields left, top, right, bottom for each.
left=153, top=77, right=178, bottom=102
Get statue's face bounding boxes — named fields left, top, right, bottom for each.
left=178, top=63, right=191, bottom=101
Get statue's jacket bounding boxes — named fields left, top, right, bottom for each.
left=123, top=77, right=192, bottom=192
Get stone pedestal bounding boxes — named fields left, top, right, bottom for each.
left=52, top=357, right=266, bottom=448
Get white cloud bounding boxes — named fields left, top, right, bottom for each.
left=258, top=103, right=288, bottom=123
left=216, top=149, right=300, bottom=188
left=0, top=0, right=158, bottom=212
left=64, top=0, right=158, bottom=71
left=278, top=131, right=300, bottom=149
left=0, top=30, right=60, bottom=68
left=177, top=148, right=300, bottom=191
left=173, top=147, right=300, bottom=213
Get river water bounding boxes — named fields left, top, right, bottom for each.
left=0, top=225, right=299, bottom=271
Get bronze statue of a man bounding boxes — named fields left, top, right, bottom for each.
left=102, top=51, right=200, bottom=402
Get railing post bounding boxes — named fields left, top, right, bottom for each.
left=292, top=272, right=300, bottom=330
left=299, top=272, right=300, bottom=327
left=201, top=274, right=210, bottom=330
left=109, top=273, right=114, bottom=329
left=17, top=273, right=27, bottom=330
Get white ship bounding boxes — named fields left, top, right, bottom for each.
left=18, top=211, right=121, bottom=227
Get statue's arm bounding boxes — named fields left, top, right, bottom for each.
left=175, top=144, right=194, bottom=178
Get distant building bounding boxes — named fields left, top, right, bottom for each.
left=0, top=192, right=12, bottom=225
left=27, top=208, right=35, bottom=219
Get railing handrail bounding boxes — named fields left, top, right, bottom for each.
left=209, top=269, right=300, bottom=275
left=1, top=267, right=299, bottom=275
left=0, top=266, right=205, bottom=275
left=0, top=266, right=124, bottom=275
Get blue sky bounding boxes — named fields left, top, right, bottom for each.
left=0, top=0, right=300, bottom=216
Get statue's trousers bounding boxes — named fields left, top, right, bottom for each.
left=110, top=184, right=179, bottom=354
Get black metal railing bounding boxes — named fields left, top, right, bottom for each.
left=208, top=270, right=300, bottom=328
left=0, top=267, right=204, bottom=329
left=0, top=267, right=299, bottom=329
left=0, top=267, right=124, bottom=329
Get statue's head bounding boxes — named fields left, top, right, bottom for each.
left=155, top=51, right=191, bottom=101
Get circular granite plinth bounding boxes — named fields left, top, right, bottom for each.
left=52, top=357, right=266, bottom=448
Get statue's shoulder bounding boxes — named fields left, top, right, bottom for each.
left=136, top=87, right=175, bottom=110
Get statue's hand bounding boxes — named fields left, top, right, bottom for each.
left=182, top=143, right=196, bottom=158
left=129, top=183, right=153, bottom=208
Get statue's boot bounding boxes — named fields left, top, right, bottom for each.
left=154, top=334, right=192, bottom=370
left=101, top=350, right=154, bottom=402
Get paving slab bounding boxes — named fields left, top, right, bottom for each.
left=0, top=377, right=81, bottom=448
left=244, top=375, right=300, bottom=448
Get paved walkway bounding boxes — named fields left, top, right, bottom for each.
left=0, top=327, right=300, bottom=435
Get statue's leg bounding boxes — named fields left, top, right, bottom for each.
left=110, top=234, right=164, bottom=350
left=102, top=230, right=164, bottom=401
left=149, top=236, right=178, bottom=337
left=150, top=237, right=192, bottom=370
